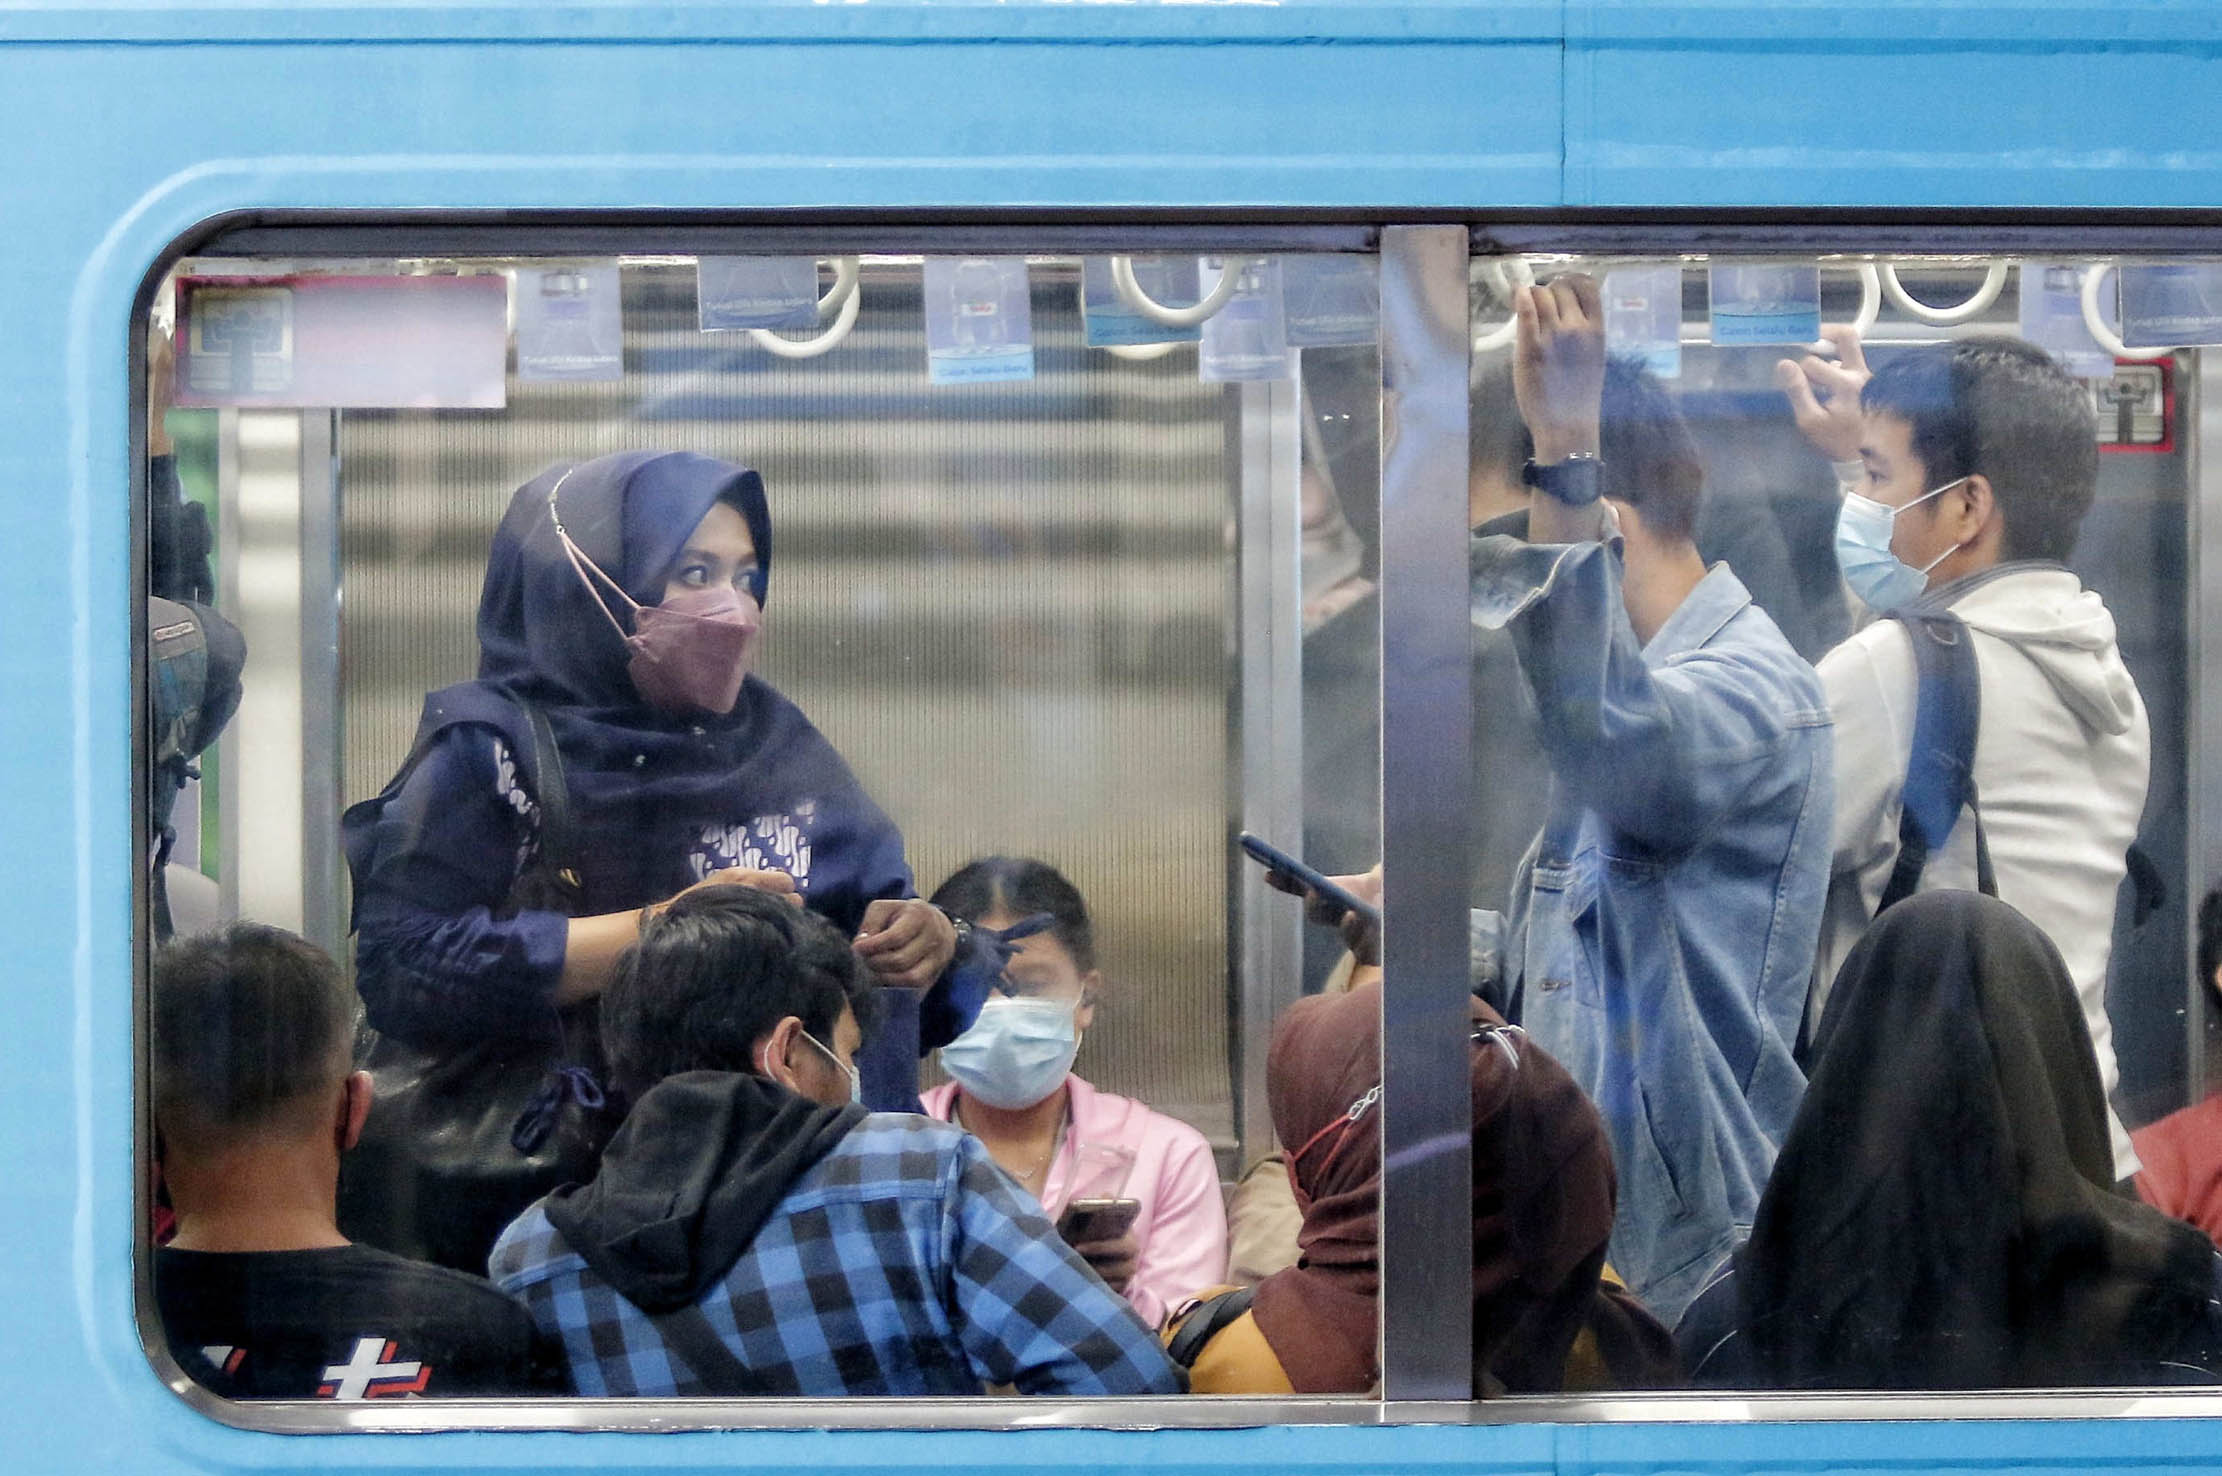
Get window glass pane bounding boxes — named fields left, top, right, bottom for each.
left=1463, top=251, right=2211, bottom=1391
left=140, top=247, right=1385, bottom=1415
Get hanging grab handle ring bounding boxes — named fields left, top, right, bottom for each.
left=2080, top=264, right=2173, bottom=364
left=1104, top=340, right=1182, bottom=361
left=1109, top=255, right=1254, bottom=328
left=749, top=257, right=862, bottom=360
left=1879, top=261, right=2009, bottom=325
left=1472, top=258, right=1536, bottom=353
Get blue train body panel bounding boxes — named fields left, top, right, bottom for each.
left=8, top=1, right=2222, bottom=1469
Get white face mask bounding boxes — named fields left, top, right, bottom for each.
left=938, top=997, right=1079, bottom=1111
left=798, top=1029, right=861, bottom=1106
left=1834, top=476, right=1966, bottom=612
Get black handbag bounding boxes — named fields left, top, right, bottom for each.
left=337, top=694, right=621, bottom=1275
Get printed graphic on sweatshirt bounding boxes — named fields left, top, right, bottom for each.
left=692, top=800, right=818, bottom=891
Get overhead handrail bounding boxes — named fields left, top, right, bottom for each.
left=749, top=257, right=862, bottom=359
left=2080, top=264, right=2174, bottom=363
left=1878, top=260, right=2009, bottom=325
left=1472, top=258, right=1535, bottom=353
left=1110, top=255, right=1254, bottom=328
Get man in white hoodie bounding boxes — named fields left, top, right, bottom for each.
left=1781, top=329, right=2146, bottom=1180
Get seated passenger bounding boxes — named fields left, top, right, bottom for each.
left=1468, top=276, right=1832, bottom=1323
left=1678, top=891, right=2222, bottom=1389
left=1165, top=979, right=1678, bottom=1395
left=153, top=925, right=557, bottom=1398
left=488, top=885, right=1181, bottom=1396
left=921, top=857, right=1229, bottom=1327
left=1782, top=330, right=2146, bottom=1180
left=2134, top=885, right=2222, bottom=1248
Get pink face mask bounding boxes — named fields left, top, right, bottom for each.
left=549, top=479, right=763, bottom=716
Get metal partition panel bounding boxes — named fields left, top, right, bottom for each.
left=2194, top=352, right=2222, bottom=1102
left=1376, top=225, right=1474, bottom=1399
left=1233, top=378, right=1306, bottom=1161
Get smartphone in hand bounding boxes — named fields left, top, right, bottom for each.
left=1056, top=1196, right=1142, bottom=1245
left=1238, top=832, right=1382, bottom=927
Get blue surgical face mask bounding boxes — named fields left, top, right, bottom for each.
left=938, top=997, right=1079, bottom=1111
left=1834, top=476, right=1966, bottom=612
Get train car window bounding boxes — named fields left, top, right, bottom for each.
left=136, top=246, right=1386, bottom=1421
left=1466, top=251, right=2218, bottom=1395
left=139, top=238, right=2222, bottom=1426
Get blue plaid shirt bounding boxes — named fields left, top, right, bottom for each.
left=489, top=1113, right=1181, bottom=1396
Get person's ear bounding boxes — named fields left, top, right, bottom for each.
left=1947, top=473, right=1995, bottom=542
left=1075, top=971, right=1102, bottom=1034
left=337, top=1070, right=373, bottom=1154
left=756, top=1016, right=809, bottom=1095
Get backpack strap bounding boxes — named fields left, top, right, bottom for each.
left=644, top=1300, right=768, bottom=1395
left=1165, top=1285, right=1260, bottom=1370
left=1877, top=610, right=1996, bottom=914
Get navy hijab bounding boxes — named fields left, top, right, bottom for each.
left=347, top=450, right=906, bottom=926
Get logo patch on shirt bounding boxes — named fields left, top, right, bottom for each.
left=318, top=1336, right=431, bottom=1399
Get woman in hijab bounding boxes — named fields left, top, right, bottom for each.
left=1165, top=978, right=1678, bottom=1395
left=1678, top=889, right=2222, bottom=1389
left=343, top=452, right=985, bottom=1113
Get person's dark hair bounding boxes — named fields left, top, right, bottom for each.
left=601, top=885, right=878, bottom=1100
left=1599, top=356, right=1705, bottom=544
left=2199, top=885, right=2222, bottom=1001
left=1861, top=334, right=2099, bottom=563
left=929, top=856, right=1096, bottom=974
left=152, top=924, right=357, bottom=1143
left=1469, top=357, right=1533, bottom=484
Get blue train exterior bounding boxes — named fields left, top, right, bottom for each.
left=11, top=1, right=2222, bottom=1470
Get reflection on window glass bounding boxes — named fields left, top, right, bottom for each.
left=1465, top=254, right=2222, bottom=1390
left=143, top=243, right=2222, bottom=1413
left=142, top=251, right=1389, bottom=1408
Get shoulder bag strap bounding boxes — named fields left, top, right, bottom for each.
left=1165, top=1285, right=1259, bottom=1370
left=1877, top=611, right=1994, bottom=914
left=645, top=1300, right=768, bottom=1395
left=509, top=693, right=576, bottom=876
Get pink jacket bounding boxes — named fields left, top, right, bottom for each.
left=921, top=1074, right=1228, bottom=1327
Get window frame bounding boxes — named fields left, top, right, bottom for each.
left=133, top=210, right=2222, bottom=1431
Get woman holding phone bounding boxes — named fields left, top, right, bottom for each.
left=922, top=857, right=1228, bottom=1326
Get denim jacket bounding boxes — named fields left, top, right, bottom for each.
left=1470, top=535, right=1833, bottom=1325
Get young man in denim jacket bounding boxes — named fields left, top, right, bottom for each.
left=1468, top=275, right=1834, bottom=1326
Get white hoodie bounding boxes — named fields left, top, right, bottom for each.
left=1812, top=564, right=2149, bottom=1179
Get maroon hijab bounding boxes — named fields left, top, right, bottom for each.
left=1251, top=980, right=1628, bottom=1394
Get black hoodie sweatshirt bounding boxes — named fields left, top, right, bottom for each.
left=544, top=1070, right=865, bottom=1314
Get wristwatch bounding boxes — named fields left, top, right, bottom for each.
left=1522, top=452, right=1605, bottom=507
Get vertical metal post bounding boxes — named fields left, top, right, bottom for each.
left=1232, top=378, right=1307, bottom=1166
left=214, top=407, right=242, bottom=923
left=220, top=408, right=309, bottom=933
left=1376, top=225, right=1474, bottom=1399
left=297, top=409, right=344, bottom=959
left=2190, top=351, right=2222, bottom=1102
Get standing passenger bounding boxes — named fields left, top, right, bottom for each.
left=922, top=857, right=1229, bottom=1327
left=1468, top=275, right=1833, bottom=1324
left=344, top=451, right=988, bottom=1112
left=1780, top=330, right=2147, bottom=1179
